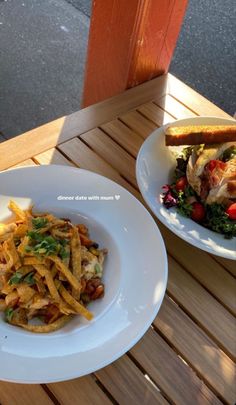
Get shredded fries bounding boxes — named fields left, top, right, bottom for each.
left=0, top=201, right=107, bottom=333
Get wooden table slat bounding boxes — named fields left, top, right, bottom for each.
left=120, top=110, right=157, bottom=139
left=80, top=128, right=138, bottom=188
left=48, top=376, right=112, bottom=405
left=156, top=94, right=197, bottom=119
left=100, top=118, right=144, bottom=158
left=10, top=159, right=36, bottom=168
left=130, top=328, right=222, bottom=405
left=57, top=137, right=141, bottom=201
left=34, top=148, right=74, bottom=166
left=167, top=74, right=232, bottom=119
left=213, top=256, right=236, bottom=278
left=137, top=101, right=175, bottom=127
left=155, top=296, right=236, bottom=404
left=96, top=355, right=169, bottom=405
left=0, top=382, right=53, bottom=405
left=168, top=256, right=236, bottom=359
left=159, top=225, right=236, bottom=315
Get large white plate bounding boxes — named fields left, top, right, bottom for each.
left=136, top=116, right=236, bottom=260
left=0, top=165, right=167, bottom=383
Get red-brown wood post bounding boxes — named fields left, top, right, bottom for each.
left=83, top=0, right=188, bottom=107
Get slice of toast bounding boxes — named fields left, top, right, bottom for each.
left=165, top=125, right=236, bottom=146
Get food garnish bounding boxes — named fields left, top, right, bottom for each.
left=162, top=131, right=236, bottom=238
left=0, top=201, right=107, bottom=332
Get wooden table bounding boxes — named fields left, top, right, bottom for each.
left=0, top=74, right=235, bottom=405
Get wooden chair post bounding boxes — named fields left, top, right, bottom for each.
left=82, top=0, right=188, bottom=107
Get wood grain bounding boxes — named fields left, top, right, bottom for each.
left=155, top=296, right=236, bottom=404
left=80, top=128, right=138, bottom=187
left=10, top=159, right=36, bottom=168
left=167, top=74, right=233, bottom=118
left=168, top=256, right=236, bottom=359
left=156, top=94, right=197, bottom=119
left=100, top=119, right=144, bottom=158
left=34, top=148, right=74, bottom=166
left=137, top=102, right=175, bottom=126
left=0, top=382, right=53, bottom=405
left=127, top=0, right=188, bottom=86
left=57, top=137, right=141, bottom=201
left=96, top=355, right=168, bottom=405
left=158, top=225, right=236, bottom=315
left=130, top=328, right=222, bottom=405
left=48, top=376, right=111, bottom=405
left=213, top=256, right=236, bottom=278
left=83, top=0, right=187, bottom=106
left=120, top=110, right=157, bottom=139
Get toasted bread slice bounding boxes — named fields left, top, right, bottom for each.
left=165, top=125, right=236, bottom=146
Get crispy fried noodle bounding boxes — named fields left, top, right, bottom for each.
left=0, top=201, right=107, bottom=332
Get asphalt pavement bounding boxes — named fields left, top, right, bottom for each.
left=0, top=0, right=235, bottom=139
left=0, top=0, right=89, bottom=138
left=170, top=0, right=236, bottom=116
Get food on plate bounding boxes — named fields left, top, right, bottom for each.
left=165, top=125, right=236, bottom=146
left=0, top=201, right=107, bottom=332
left=162, top=125, right=236, bottom=238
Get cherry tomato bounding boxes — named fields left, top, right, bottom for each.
left=206, top=160, right=226, bottom=172
left=175, top=176, right=188, bottom=192
left=226, top=203, right=236, bottom=220
left=191, top=202, right=205, bottom=222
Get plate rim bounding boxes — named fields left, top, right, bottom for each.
left=136, top=115, right=236, bottom=260
left=0, top=165, right=168, bottom=382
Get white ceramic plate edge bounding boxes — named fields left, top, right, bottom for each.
left=136, top=116, right=236, bottom=260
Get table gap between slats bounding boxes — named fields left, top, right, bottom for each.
left=154, top=95, right=197, bottom=120
left=92, top=379, right=118, bottom=405
left=170, top=251, right=236, bottom=317
left=128, top=334, right=223, bottom=405
left=0, top=383, right=54, bottom=405
left=212, top=256, right=236, bottom=279
left=167, top=74, right=231, bottom=119
left=41, top=384, right=62, bottom=405
left=46, top=375, right=113, bottom=405
left=152, top=296, right=235, bottom=404
left=57, top=138, right=141, bottom=201
left=136, top=103, right=176, bottom=127
left=94, top=355, right=169, bottom=405
left=165, top=93, right=200, bottom=116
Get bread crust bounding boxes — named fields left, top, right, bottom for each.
left=165, top=125, right=236, bottom=146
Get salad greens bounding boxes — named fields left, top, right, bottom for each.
left=162, top=145, right=236, bottom=239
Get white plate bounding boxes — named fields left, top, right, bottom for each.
left=0, top=165, right=167, bottom=383
left=136, top=116, right=236, bottom=260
